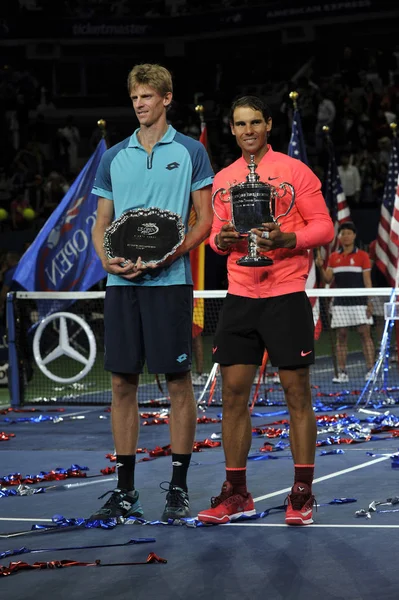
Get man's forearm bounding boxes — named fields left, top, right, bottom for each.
left=177, top=219, right=212, bottom=256
left=92, top=224, right=108, bottom=267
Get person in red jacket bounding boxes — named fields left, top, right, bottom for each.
left=197, top=96, right=334, bottom=526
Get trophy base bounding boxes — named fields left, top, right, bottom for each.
left=236, top=255, right=273, bottom=267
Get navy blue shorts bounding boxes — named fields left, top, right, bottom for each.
left=213, top=291, right=315, bottom=368
left=104, top=285, right=193, bottom=375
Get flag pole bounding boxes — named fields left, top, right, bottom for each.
left=389, top=123, right=399, bottom=364
left=191, top=103, right=207, bottom=384
left=195, top=104, right=205, bottom=131
left=97, top=119, right=108, bottom=148
left=289, top=90, right=298, bottom=110
left=321, top=124, right=340, bottom=378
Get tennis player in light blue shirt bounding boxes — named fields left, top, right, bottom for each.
left=90, top=63, right=214, bottom=525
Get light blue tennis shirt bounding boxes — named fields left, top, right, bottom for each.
left=92, top=125, right=214, bottom=286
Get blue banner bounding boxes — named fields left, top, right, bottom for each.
left=13, top=139, right=107, bottom=292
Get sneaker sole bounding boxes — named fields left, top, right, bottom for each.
left=197, top=508, right=256, bottom=524
left=285, top=515, right=314, bottom=526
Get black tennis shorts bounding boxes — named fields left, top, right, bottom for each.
left=213, top=291, right=315, bottom=368
left=104, top=285, right=193, bottom=375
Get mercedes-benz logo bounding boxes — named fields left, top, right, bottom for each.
left=33, top=312, right=97, bottom=384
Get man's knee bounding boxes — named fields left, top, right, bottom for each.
left=280, top=367, right=311, bottom=409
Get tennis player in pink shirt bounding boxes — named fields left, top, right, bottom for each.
left=197, top=96, right=334, bottom=526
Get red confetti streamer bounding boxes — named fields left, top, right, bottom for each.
left=104, top=438, right=222, bottom=466
left=139, top=414, right=221, bottom=426
left=252, top=427, right=285, bottom=438
left=149, top=445, right=171, bottom=458
left=193, top=439, right=221, bottom=451
left=0, top=553, right=167, bottom=576
left=0, top=408, right=65, bottom=415
left=0, top=432, right=15, bottom=441
left=1, top=468, right=87, bottom=487
left=259, top=444, right=274, bottom=453
left=100, top=466, right=116, bottom=475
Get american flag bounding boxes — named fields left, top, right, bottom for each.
left=324, top=148, right=351, bottom=227
left=288, top=108, right=309, bottom=166
left=322, top=144, right=352, bottom=261
left=287, top=107, right=321, bottom=338
left=375, top=137, right=399, bottom=286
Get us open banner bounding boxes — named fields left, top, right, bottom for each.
left=13, top=139, right=107, bottom=292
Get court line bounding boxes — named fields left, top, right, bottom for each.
left=59, top=408, right=99, bottom=418
left=230, top=523, right=399, bottom=529
left=253, top=455, right=391, bottom=503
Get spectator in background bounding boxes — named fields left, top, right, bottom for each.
left=315, top=90, right=336, bottom=153
left=10, top=192, right=32, bottom=230
left=317, top=222, right=375, bottom=383
left=338, top=152, right=361, bottom=207
left=30, top=112, right=52, bottom=169
left=58, top=115, right=81, bottom=175
left=0, top=166, right=14, bottom=211
left=24, top=173, right=45, bottom=216
left=38, top=171, right=69, bottom=221
left=358, top=149, right=378, bottom=206
left=12, top=140, right=43, bottom=181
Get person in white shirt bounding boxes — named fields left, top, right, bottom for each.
left=315, top=91, right=336, bottom=152
left=338, top=153, right=361, bottom=206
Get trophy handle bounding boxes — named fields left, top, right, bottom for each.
left=272, top=182, right=296, bottom=222
left=212, top=187, right=230, bottom=223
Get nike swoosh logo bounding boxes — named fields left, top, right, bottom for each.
left=301, top=350, right=312, bottom=357
left=300, top=508, right=313, bottom=517
left=268, top=176, right=279, bottom=180
left=212, top=347, right=218, bottom=354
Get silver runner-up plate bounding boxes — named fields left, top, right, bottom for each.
left=104, top=207, right=185, bottom=266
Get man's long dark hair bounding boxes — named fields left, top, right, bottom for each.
left=229, top=96, right=272, bottom=124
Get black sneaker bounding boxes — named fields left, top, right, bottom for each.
left=160, top=482, right=191, bottom=521
left=88, top=488, right=143, bottom=522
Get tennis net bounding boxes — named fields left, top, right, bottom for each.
left=4, top=288, right=399, bottom=408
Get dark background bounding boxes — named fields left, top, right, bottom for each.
left=0, top=0, right=399, bottom=288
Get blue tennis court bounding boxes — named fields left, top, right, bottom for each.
left=2, top=395, right=399, bottom=599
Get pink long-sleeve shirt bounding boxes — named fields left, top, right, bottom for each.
left=210, top=146, right=334, bottom=298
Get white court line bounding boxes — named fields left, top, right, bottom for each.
left=230, top=523, right=399, bottom=529
left=58, top=408, right=100, bottom=418
left=253, top=455, right=391, bottom=503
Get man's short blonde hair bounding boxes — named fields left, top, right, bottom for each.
left=127, top=63, right=173, bottom=96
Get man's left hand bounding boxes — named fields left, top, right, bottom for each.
left=251, top=222, right=296, bottom=250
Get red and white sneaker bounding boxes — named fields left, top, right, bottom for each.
left=285, top=482, right=316, bottom=526
left=197, top=481, right=256, bottom=524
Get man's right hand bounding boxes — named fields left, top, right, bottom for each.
left=102, top=256, right=146, bottom=279
left=215, top=223, right=242, bottom=251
